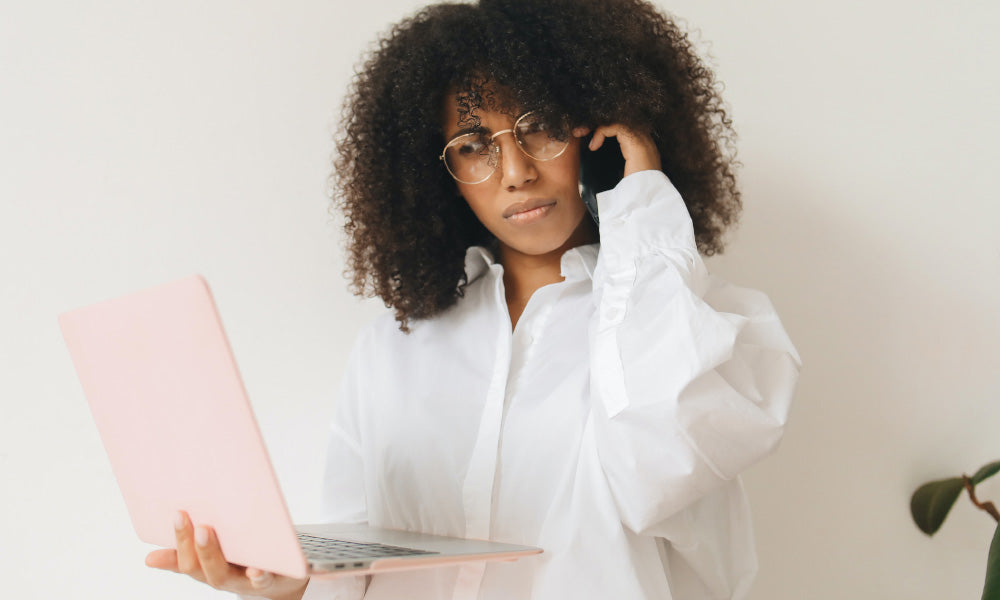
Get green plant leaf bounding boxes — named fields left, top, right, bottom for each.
left=973, top=461, right=1000, bottom=485
left=911, top=477, right=966, bottom=535
left=982, top=523, right=1000, bottom=600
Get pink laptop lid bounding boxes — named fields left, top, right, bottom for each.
left=59, top=275, right=309, bottom=578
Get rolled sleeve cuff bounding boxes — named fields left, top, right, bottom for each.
left=596, top=170, right=695, bottom=256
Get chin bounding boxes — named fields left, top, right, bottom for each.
left=510, top=241, right=572, bottom=257
left=501, top=225, right=590, bottom=258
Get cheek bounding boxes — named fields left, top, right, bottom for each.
left=552, top=142, right=583, bottom=192
left=457, top=187, right=496, bottom=225
left=554, top=166, right=580, bottom=191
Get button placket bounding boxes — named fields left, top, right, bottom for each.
left=453, top=269, right=510, bottom=600
left=459, top=273, right=512, bottom=537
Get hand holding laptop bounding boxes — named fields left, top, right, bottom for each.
left=145, top=510, right=309, bottom=600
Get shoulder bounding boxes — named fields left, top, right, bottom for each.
left=349, top=311, right=405, bottom=359
left=352, top=271, right=494, bottom=356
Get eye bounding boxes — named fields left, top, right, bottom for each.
left=453, top=134, right=490, bottom=156
left=518, top=115, right=566, bottom=141
left=518, top=118, right=548, bottom=135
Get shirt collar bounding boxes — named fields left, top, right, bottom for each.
left=560, top=243, right=599, bottom=281
left=463, top=243, right=599, bottom=284
left=463, top=246, right=497, bottom=284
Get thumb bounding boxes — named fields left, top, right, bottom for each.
left=246, top=567, right=275, bottom=589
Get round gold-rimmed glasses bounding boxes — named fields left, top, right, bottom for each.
left=439, top=111, right=570, bottom=184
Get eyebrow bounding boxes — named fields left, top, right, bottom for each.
left=445, top=126, right=488, bottom=142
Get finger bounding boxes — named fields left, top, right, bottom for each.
left=194, top=526, right=242, bottom=588
left=615, top=128, right=649, bottom=151
left=589, top=130, right=606, bottom=151
left=245, top=567, right=275, bottom=590
left=174, top=511, right=205, bottom=581
left=145, top=548, right=179, bottom=572
left=592, top=124, right=660, bottom=174
left=571, top=126, right=591, bottom=138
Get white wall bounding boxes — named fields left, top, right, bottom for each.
left=2, top=1, right=997, bottom=598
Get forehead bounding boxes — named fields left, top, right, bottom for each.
left=441, top=85, right=522, bottom=137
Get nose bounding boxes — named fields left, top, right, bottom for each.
left=493, top=133, right=537, bottom=190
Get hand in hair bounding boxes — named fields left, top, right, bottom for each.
left=581, top=124, right=662, bottom=177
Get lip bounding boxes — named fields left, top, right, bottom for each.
left=503, top=198, right=557, bottom=222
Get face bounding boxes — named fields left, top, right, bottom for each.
left=441, top=94, right=596, bottom=263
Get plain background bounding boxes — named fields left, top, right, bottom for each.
left=2, top=1, right=998, bottom=598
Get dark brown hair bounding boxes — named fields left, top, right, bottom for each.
left=334, top=0, right=741, bottom=330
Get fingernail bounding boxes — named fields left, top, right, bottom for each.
left=174, top=511, right=186, bottom=530
left=195, top=526, right=209, bottom=547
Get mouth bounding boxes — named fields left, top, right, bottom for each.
left=503, top=198, right=557, bottom=224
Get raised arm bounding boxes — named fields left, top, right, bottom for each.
left=587, top=163, right=800, bottom=534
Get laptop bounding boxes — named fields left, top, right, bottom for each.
left=58, top=275, right=541, bottom=579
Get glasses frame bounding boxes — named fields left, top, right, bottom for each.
left=439, top=111, right=571, bottom=185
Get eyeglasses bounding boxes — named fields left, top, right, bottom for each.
left=439, top=111, right=570, bottom=184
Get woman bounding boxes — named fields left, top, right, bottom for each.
left=147, top=0, right=800, bottom=598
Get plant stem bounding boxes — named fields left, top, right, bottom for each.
left=962, top=474, right=1000, bottom=523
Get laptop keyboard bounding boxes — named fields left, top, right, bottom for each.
left=297, top=533, right=439, bottom=563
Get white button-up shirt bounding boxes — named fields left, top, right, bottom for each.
left=301, top=170, right=800, bottom=600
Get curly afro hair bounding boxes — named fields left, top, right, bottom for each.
left=333, top=0, right=741, bottom=331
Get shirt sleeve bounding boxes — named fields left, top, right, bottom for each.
left=589, top=169, right=801, bottom=536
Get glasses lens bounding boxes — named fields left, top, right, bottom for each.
left=515, top=113, right=569, bottom=160
left=444, top=133, right=494, bottom=183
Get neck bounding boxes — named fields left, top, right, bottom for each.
left=498, top=218, right=597, bottom=329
